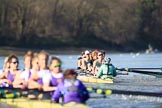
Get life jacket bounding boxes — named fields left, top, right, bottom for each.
left=102, top=64, right=117, bottom=77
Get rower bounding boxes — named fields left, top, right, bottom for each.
left=0, top=56, right=10, bottom=87
left=29, top=50, right=50, bottom=87
left=28, top=53, right=41, bottom=89
left=43, top=56, right=64, bottom=92
left=97, top=57, right=117, bottom=79
left=51, top=69, right=89, bottom=104
left=18, top=51, right=33, bottom=87
left=6, top=54, right=26, bottom=88
left=93, top=51, right=104, bottom=76
left=81, top=50, right=93, bottom=74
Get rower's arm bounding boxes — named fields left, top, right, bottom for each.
left=13, top=70, right=27, bottom=89
left=93, top=61, right=97, bottom=74
left=112, top=65, right=117, bottom=77
left=0, top=79, right=10, bottom=84
left=43, top=82, right=56, bottom=91
left=81, top=60, right=87, bottom=70
left=42, top=75, right=56, bottom=91
left=28, top=71, right=39, bottom=81
left=0, top=72, right=5, bottom=79
left=28, top=80, right=42, bottom=89
left=51, top=84, right=62, bottom=103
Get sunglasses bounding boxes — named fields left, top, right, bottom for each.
left=11, top=61, right=19, bottom=64
left=53, top=63, right=61, bottom=68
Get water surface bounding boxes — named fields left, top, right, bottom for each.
left=0, top=53, right=162, bottom=108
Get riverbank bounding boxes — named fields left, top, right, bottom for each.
left=0, top=46, right=153, bottom=56
left=0, top=46, right=107, bottom=56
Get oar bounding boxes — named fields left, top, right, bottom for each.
left=0, top=87, right=50, bottom=99
left=116, top=68, right=162, bottom=77
left=1, top=87, right=162, bottom=100
left=87, top=87, right=162, bottom=97
left=125, top=68, right=162, bottom=70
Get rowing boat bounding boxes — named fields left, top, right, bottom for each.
left=77, top=76, right=113, bottom=84
left=0, top=88, right=90, bottom=108
left=0, top=98, right=90, bottom=108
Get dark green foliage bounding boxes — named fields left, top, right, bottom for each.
left=0, top=0, right=162, bottom=51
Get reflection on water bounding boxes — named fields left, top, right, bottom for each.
left=0, top=53, right=162, bottom=108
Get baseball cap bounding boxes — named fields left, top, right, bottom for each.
left=85, top=50, right=90, bottom=55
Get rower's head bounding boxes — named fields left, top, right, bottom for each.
left=7, top=54, right=19, bottom=70
left=103, top=57, right=111, bottom=65
left=101, top=50, right=106, bottom=59
left=97, top=52, right=103, bottom=60
left=38, top=50, right=49, bottom=70
left=63, top=69, right=77, bottom=79
left=24, top=51, right=33, bottom=70
left=49, top=56, right=62, bottom=73
left=84, top=50, right=90, bottom=59
left=91, top=50, right=99, bottom=61
left=31, top=53, right=39, bottom=71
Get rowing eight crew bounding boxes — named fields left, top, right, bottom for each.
left=77, top=50, right=117, bottom=78
left=0, top=50, right=89, bottom=104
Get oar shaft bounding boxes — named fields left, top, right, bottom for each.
left=87, top=87, right=162, bottom=97
left=112, top=89, right=162, bottom=97
left=116, top=68, right=162, bottom=75
left=129, top=69, right=162, bottom=75
left=128, top=68, right=162, bottom=70
left=1, top=87, right=162, bottom=99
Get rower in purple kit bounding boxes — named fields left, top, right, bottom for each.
left=51, top=69, right=89, bottom=104
left=5, top=54, right=26, bottom=88
left=43, top=57, right=64, bottom=92
left=28, top=53, right=42, bottom=89
left=18, top=51, right=33, bottom=87
left=0, top=56, right=10, bottom=87
left=29, top=50, right=50, bottom=92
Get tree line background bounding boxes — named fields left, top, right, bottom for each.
left=0, top=0, right=162, bottom=52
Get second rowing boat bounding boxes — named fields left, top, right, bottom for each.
left=77, top=76, right=113, bottom=84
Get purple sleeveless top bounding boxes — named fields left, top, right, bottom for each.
left=52, top=79, right=89, bottom=104
left=36, top=69, right=50, bottom=85
left=7, top=71, right=15, bottom=88
left=50, top=74, right=64, bottom=86
left=28, top=71, right=32, bottom=80
left=37, top=79, right=43, bottom=85
left=7, top=71, right=15, bottom=82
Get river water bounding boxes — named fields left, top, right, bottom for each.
left=0, top=53, right=162, bottom=108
